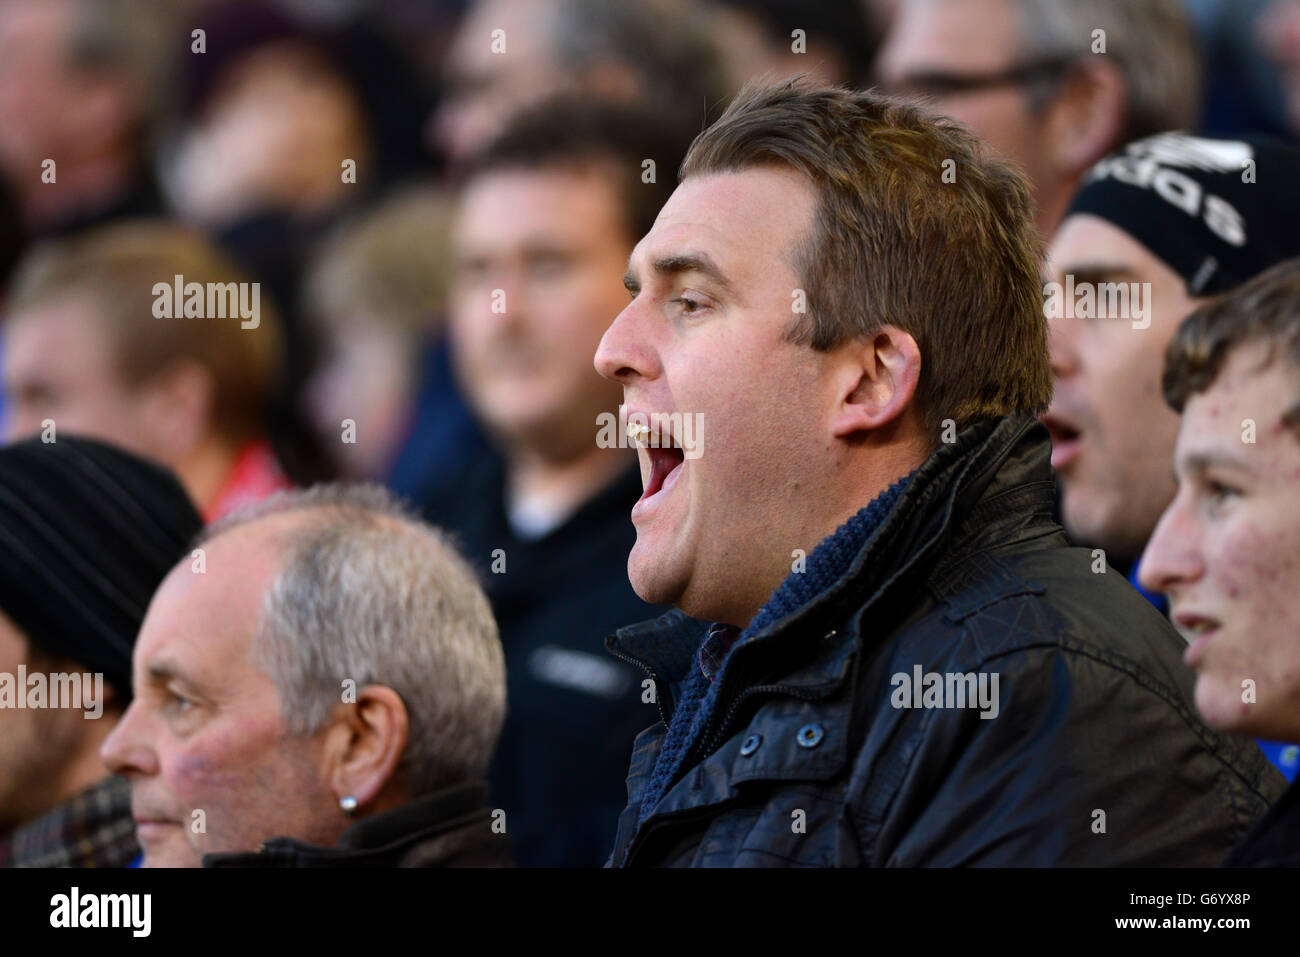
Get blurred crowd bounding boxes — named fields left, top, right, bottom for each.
left=2, top=0, right=1300, bottom=870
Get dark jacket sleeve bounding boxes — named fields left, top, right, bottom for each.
left=865, top=641, right=1273, bottom=866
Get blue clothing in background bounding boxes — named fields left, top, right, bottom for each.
left=1127, top=560, right=1168, bottom=616
left=385, top=334, right=489, bottom=504
left=1258, top=740, right=1300, bottom=782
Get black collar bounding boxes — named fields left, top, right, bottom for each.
left=203, top=781, right=497, bottom=868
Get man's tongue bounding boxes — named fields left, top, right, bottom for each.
left=645, top=447, right=685, bottom=499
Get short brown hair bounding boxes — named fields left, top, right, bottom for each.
left=1164, top=255, right=1300, bottom=436
left=681, top=78, right=1050, bottom=435
left=462, top=95, right=693, bottom=247
left=7, top=221, right=282, bottom=445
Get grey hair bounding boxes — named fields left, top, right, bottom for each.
left=1014, top=0, right=1201, bottom=139
left=197, top=484, right=505, bottom=795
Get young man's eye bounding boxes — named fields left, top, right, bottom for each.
left=672, top=295, right=708, bottom=316
left=1204, top=479, right=1241, bottom=505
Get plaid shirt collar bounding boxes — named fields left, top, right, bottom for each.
left=0, top=775, right=138, bottom=868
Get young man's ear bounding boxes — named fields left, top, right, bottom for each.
left=829, top=326, right=922, bottom=440
left=138, top=358, right=216, bottom=459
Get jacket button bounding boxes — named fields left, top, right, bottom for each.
left=797, top=723, right=825, bottom=749
left=740, top=733, right=762, bottom=756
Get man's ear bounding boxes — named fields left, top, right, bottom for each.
left=321, top=685, right=410, bottom=812
left=1045, top=59, right=1126, bottom=176
left=829, top=326, right=921, bottom=439
left=137, top=358, right=216, bottom=460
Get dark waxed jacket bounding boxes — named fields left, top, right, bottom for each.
left=604, top=415, right=1287, bottom=867
left=1224, top=778, right=1300, bottom=867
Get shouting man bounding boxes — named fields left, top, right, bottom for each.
left=594, top=79, right=1284, bottom=867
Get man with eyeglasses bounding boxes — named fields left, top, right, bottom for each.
left=875, top=0, right=1201, bottom=234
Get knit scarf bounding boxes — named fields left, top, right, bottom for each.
left=636, top=473, right=913, bottom=829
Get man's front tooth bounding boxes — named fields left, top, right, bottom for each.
left=627, top=423, right=650, bottom=444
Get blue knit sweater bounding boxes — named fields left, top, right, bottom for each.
left=636, top=474, right=914, bottom=829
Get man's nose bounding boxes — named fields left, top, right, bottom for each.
left=1137, top=497, right=1203, bottom=597
left=1047, top=312, right=1079, bottom=381
left=479, top=269, right=529, bottom=330
left=594, top=300, right=655, bottom=385
left=100, top=699, right=158, bottom=778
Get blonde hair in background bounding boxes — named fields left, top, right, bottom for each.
left=7, top=219, right=283, bottom=445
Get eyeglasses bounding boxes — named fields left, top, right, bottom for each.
left=876, top=56, right=1078, bottom=100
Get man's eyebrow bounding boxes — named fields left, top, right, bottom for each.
left=1179, top=449, right=1256, bottom=477
left=1057, top=264, right=1144, bottom=284
left=145, top=659, right=195, bottom=687
left=624, top=251, right=733, bottom=296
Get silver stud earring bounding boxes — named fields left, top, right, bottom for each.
left=339, top=795, right=358, bottom=816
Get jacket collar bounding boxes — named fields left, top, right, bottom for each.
left=606, top=414, right=1049, bottom=708
left=202, top=780, right=498, bottom=868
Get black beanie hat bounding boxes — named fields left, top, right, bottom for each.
left=0, top=436, right=202, bottom=696
left=1065, top=132, right=1300, bottom=297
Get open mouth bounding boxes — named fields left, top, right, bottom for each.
left=644, top=444, right=685, bottom=500
left=1174, top=612, right=1221, bottom=665
left=628, top=419, right=686, bottom=510
left=1041, top=412, right=1083, bottom=470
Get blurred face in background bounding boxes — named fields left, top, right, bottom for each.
left=1042, top=214, right=1201, bottom=561
left=0, top=0, right=134, bottom=189
left=302, top=313, right=415, bottom=479
left=0, top=611, right=100, bottom=831
left=877, top=0, right=1053, bottom=192
left=2, top=295, right=164, bottom=457
left=1139, top=345, right=1300, bottom=742
left=433, top=0, right=647, bottom=168
left=170, top=43, right=369, bottom=226
left=434, top=0, right=564, bottom=167
left=449, top=164, right=629, bottom=461
left=0, top=0, right=73, bottom=178
left=1261, top=0, right=1300, bottom=135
